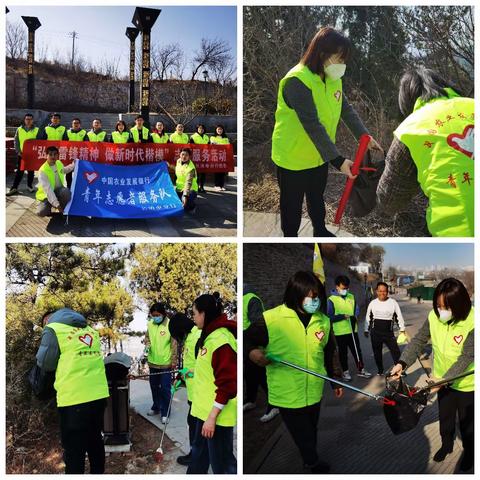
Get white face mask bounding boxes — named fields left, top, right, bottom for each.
left=338, top=288, right=348, bottom=296
left=324, top=63, right=346, bottom=80
left=438, top=309, right=453, bottom=323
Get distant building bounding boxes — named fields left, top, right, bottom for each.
left=397, top=275, right=415, bottom=287
left=349, top=262, right=371, bottom=274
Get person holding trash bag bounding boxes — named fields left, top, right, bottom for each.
left=271, top=26, right=383, bottom=237
left=390, top=278, right=474, bottom=472
left=246, top=271, right=343, bottom=473
left=327, top=275, right=372, bottom=381
left=376, top=68, right=474, bottom=237
left=168, top=312, right=202, bottom=466
left=364, top=282, right=406, bottom=376
left=34, top=308, right=109, bottom=474
left=187, top=294, right=237, bottom=474
left=144, top=302, right=174, bottom=424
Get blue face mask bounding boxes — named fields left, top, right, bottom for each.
left=303, top=297, right=320, bottom=314
left=151, top=315, right=164, bottom=325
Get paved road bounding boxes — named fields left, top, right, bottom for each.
left=130, top=378, right=238, bottom=474
left=6, top=171, right=237, bottom=237
left=245, top=294, right=472, bottom=474
left=243, top=211, right=353, bottom=237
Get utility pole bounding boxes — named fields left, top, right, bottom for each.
left=69, top=31, right=78, bottom=69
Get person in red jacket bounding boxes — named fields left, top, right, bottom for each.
left=187, top=294, right=237, bottom=474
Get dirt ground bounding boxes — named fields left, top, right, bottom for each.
left=6, top=409, right=174, bottom=474
left=244, top=163, right=429, bottom=238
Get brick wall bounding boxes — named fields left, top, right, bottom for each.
left=243, top=243, right=367, bottom=314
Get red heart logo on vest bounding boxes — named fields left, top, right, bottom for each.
left=453, top=335, right=463, bottom=345
left=334, top=90, right=341, bottom=102
left=200, top=347, right=207, bottom=356
left=447, top=125, right=474, bottom=159
left=84, top=171, right=99, bottom=184
left=315, top=331, right=325, bottom=342
left=79, top=333, right=93, bottom=348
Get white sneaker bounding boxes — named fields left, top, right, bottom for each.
left=161, top=416, right=169, bottom=424
left=147, top=410, right=159, bottom=416
left=243, top=402, right=256, bottom=412
left=357, top=369, right=373, bottom=378
left=343, top=370, right=352, bottom=382
left=214, top=186, right=221, bottom=191
left=260, top=408, right=279, bottom=423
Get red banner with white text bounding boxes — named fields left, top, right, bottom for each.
left=21, top=140, right=234, bottom=173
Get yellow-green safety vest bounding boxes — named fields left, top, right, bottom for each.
left=36, top=160, right=66, bottom=201
left=45, top=125, right=66, bottom=141
left=183, top=326, right=202, bottom=402
left=17, top=126, right=39, bottom=153
left=47, top=322, right=109, bottom=407
left=147, top=319, right=172, bottom=366
left=428, top=308, right=474, bottom=392
left=66, top=129, right=87, bottom=141
left=191, top=133, right=210, bottom=144
left=394, top=88, right=474, bottom=237
left=111, top=131, right=130, bottom=144
left=87, top=130, right=107, bottom=142
left=210, top=136, right=230, bottom=145
left=191, top=327, right=237, bottom=426
left=328, top=293, right=357, bottom=336
left=272, top=63, right=342, bottom=170
left=170, top=132, right=189, bottom=144
left=130, top=126, right=150, bottom=143
left=151, top=132, right=169, bottom=144
left=243, top=293, right=264, bottom=331
left=175, top=159, right=198, bottom=192
left=264, top=304, right=331, bottom=408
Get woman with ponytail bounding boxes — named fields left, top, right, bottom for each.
left=187, top=294, right=237, bottom=474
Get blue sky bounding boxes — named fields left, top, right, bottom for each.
left=373, top=243, right=474, bottom=269
left=7, top=6, right=237, bottom=77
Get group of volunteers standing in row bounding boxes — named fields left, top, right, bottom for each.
left=272, top=27, right=474, bottom=237
left=245, top=273, right=473, bottom=473
left=31, top=293, right=237, bottom=474
left=8, top=112, right=231, bottom=197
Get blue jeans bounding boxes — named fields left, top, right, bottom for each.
left=186, top=416, right=237, bottom=474
left=148, top=367, right=171, bottom=417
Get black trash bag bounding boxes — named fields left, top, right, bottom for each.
left=28, top=364, right=56, bottom=400
left=383, top=377, right=428, bottom=435
left=348, top=151, right=385, bottom=217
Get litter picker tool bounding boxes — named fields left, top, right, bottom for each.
left=128, top=369, right=180, bottom=380
left=348, top=315, right=362, bottom=372
left=334, top=133, right=374, bottom=224
left=383, top=370, right=474, bottom=435
left=266, top=354, right=385, bottom=402
left=415, top=370, right=474, bottom=394
left=154, top=377, right=182, bottom=463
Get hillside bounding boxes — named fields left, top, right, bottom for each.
left=6, top=58, right=236, bottom=115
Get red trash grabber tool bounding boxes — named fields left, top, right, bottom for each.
left=334, top=133, right=373, bottom=225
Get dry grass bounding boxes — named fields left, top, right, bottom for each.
left=244, top=162, right=430, bottom=238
